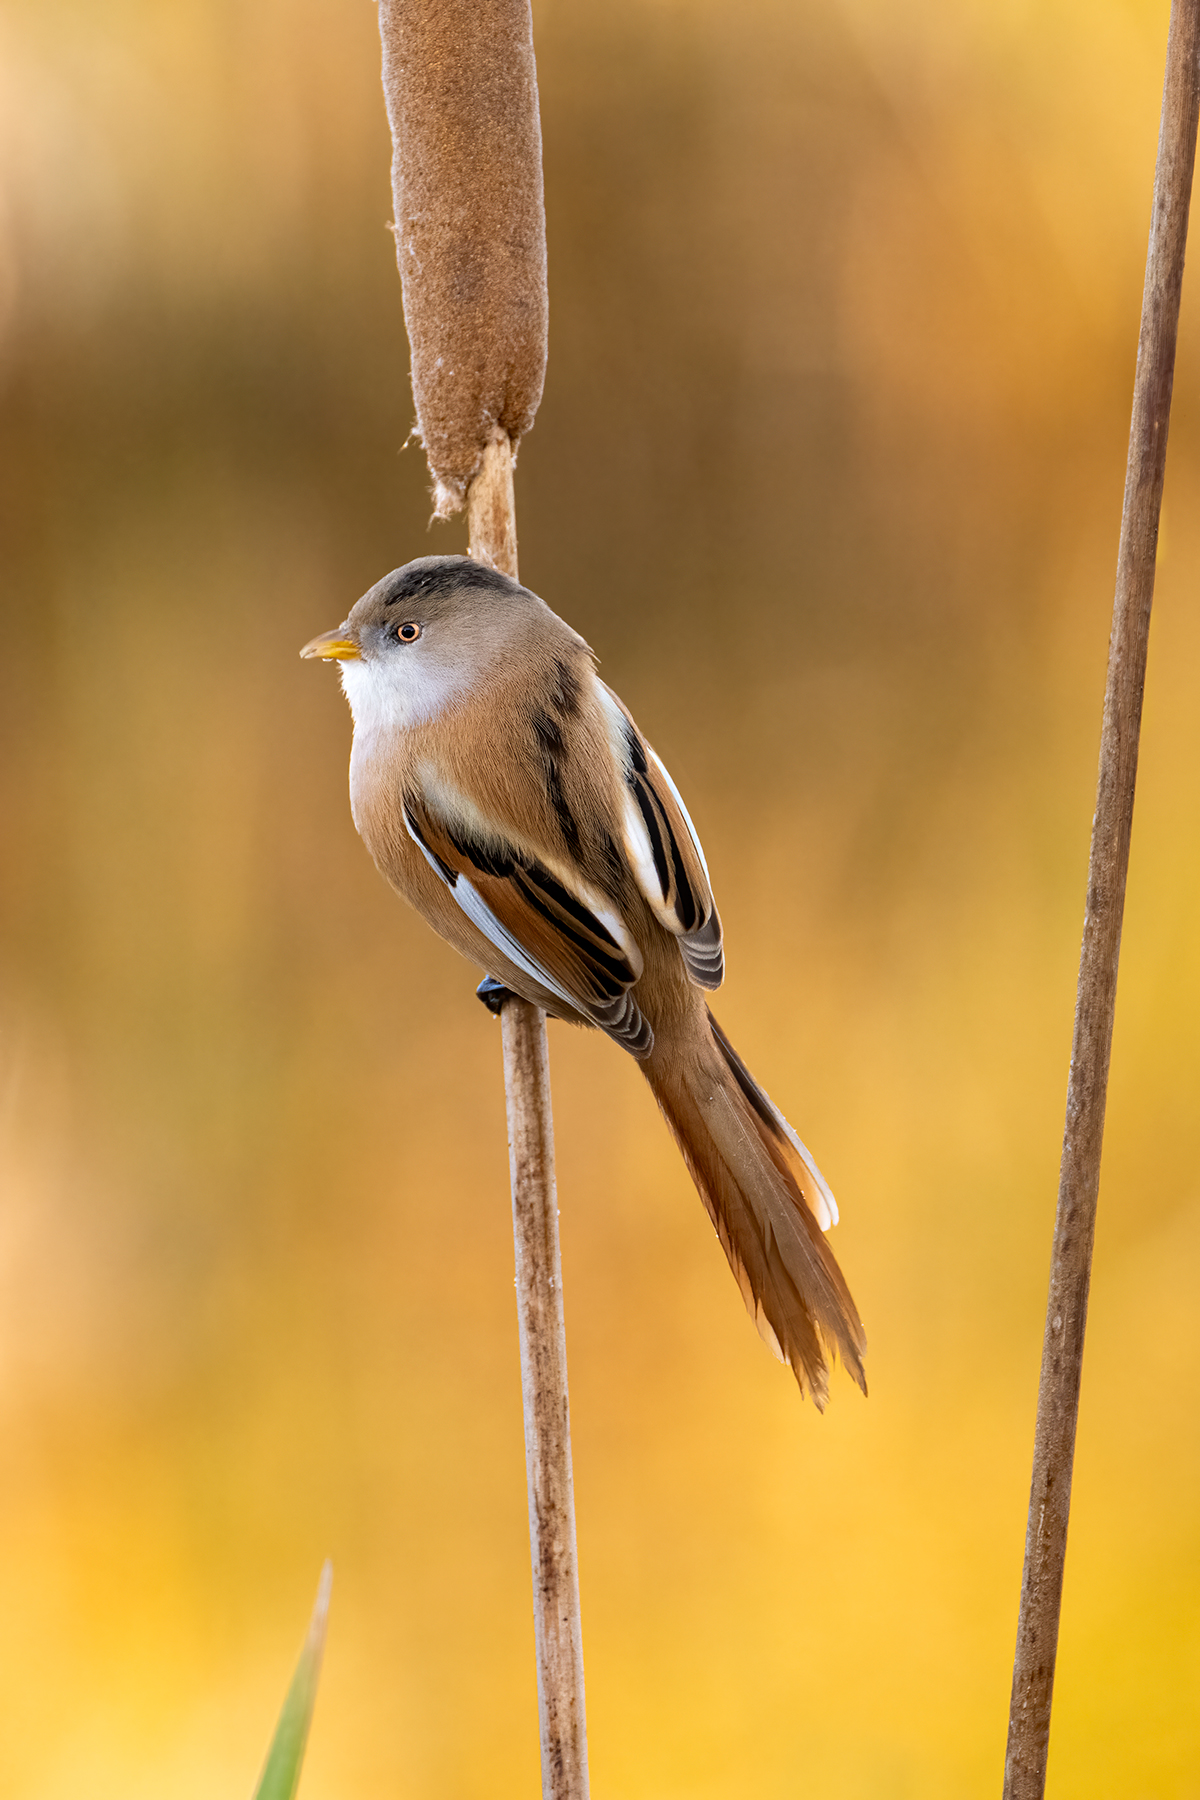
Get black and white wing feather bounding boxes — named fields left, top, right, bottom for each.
left=402, top=786, right=653, bottom=1057
left=597, top=683, right=725, bottom=990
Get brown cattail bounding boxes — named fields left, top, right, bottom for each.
left=376, top=11, right=586, bottom=1795
left=379, top=0, right=549, bottom=516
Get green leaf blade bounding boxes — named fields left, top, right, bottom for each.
left=251, top=1561, right=333, bottom=1800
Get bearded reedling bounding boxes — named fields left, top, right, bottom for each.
left=303, top=555, right=866, bottom=1405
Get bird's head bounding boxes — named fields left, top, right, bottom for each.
left=301, top=555, right=538, bottom=731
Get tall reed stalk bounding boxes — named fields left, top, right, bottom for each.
left=1004, top=5, right=1200, bottom=1792
left=377, top=6, right=589, bottom=1794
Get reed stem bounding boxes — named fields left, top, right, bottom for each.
left=468, top=435, right=590, bottom=1800
left=1003, top=6, right=1200, bottom=1792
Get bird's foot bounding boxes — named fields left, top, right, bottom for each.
left=476, top=974, right=518, bottom=1015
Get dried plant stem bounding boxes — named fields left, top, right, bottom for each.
left=1003, top=6, right=1200, bottom=1795
left=466, top=432, right=521, bottom=578
left=468, top=435, right=591, bottom=1800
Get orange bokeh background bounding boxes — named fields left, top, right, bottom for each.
left=1, top=1, right=1198, bottom=1794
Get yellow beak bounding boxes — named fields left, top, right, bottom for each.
left=300, top=626, right=362, bottom=662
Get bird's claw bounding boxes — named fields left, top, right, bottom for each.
left=476, top=974, right=518, bottom=1014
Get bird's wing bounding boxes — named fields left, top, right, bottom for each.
left=402, top=785, right=653, bottom=1056
left=597, top=683, right=725, bottom=991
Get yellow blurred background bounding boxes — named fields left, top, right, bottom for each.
left=1, top=0, right=1198, bottom=1793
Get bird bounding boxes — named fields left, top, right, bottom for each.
left=302, top=554, right=866, bottom=1405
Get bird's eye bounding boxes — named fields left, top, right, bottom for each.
left=396, top=621, right=421, bottom=643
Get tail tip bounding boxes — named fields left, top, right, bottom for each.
left=786, top=1331, right=869, bottom=1407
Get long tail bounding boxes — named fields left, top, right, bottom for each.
left=644, top=1007, right=866, bottom=1408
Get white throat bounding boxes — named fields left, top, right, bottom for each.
left=339, top=652, right=467, bottom=739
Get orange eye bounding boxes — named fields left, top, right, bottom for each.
left=396, top=621, right=421, bottom=642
